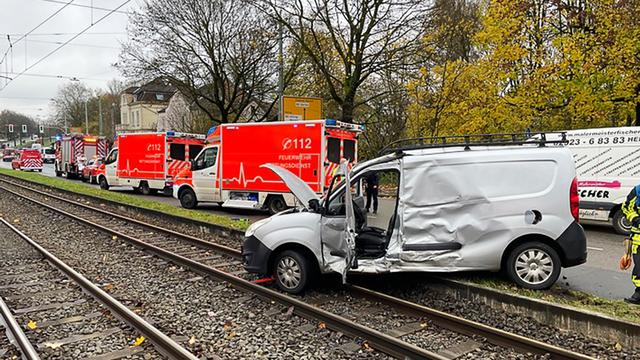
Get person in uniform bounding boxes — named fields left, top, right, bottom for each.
left=621, top=185, right=640, bottom=304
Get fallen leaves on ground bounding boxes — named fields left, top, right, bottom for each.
left=26, top=320, right=37, bottom=330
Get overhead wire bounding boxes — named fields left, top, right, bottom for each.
left=40, top=0, right=131, bottom=15
left=0, top=0, right=132, bottom=92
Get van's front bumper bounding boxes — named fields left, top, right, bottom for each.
left=242, top=235, right=272, bottom=275
left=556, top=221, right=588, bottom=267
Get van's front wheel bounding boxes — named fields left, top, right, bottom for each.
left=179, top=188, right=198, bottom=209
left=612, top=209, right=631, bottom=235
left=99, top=176, right=109, bottom=190
left=273, top=250, right=311, bottom=294
left=506, top=241, right=560, bottom=290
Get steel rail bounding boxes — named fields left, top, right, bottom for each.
left=0, top=292, right=40, bottom=360
left=0, top=179, right=596, bottom=360
left=0, top=217, right=199, bottom=360
left=0, top=185, right=446, bottom=360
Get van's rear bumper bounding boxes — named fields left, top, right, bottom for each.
left=556, top=221, right=587, bottom=267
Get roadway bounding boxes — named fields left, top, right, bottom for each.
left=0, top=161, right=634, bottom=300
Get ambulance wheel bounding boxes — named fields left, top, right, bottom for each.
left=612, top=209, right=632, bottom=235
left=99, top=177, right=109, bottom=190
left=139, top=181, right=152, bottom=195
left=38, top=169, right=42, bottom=172
left=506, top=241, right=560, bottom=290
left=273, top=250, right=312, bottom=294
left=266, top=195, right=287, bottom=215
left=179, top=188, right=197, bottom=209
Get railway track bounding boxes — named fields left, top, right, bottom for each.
left=0, top=177, right=596, bottom=359
left=0, top=217, right=198, bottom=359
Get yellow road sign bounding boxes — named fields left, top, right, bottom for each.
left=282, top=96, right=322, bottom=121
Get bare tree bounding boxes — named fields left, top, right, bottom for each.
left=264, top=0, right=428, bottom=123
left=50, top=82, right=91, bottom=129
left=120, top=0, right=291, bottom=124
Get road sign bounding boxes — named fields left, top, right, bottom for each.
left=8, top=124, right=13, bottom=133
left=22, top=124, right=27, bottom=133
left=282, top=96, right=322, bottom=121
left=39, top=125, right=44, bottom=133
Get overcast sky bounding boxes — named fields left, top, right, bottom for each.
left=0, top=0, right=140, bottom=120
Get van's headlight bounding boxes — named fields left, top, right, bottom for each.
left=245, top=217, right=272, bottom=237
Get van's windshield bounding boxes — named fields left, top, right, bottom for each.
left=44, top=149, right=55, bottom=154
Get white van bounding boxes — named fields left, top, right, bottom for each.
left=565, top=127, right=640, bottom=234
left=242, top=133, right=587, bottom=293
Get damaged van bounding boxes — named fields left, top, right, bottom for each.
left=242, top=133, right=588, bottom=293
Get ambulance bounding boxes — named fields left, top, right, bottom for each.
left=565, top=127, right=640, bottom=234
left=98, top=132, right=205, bottom=195
left=55, top=134, right=108, bottom=179
left=173, top=120, right=363, bottom=214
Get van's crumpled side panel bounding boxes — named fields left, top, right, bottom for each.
left=354, top=151, right=567, bottom=273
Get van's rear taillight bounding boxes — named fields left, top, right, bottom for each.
left=570, top=177, right=580, bottom=222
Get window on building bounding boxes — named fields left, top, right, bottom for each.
left=156, top=94, right=165, bottom=101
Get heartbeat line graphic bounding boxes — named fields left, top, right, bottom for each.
left=227, top=162, right=318, bottom=187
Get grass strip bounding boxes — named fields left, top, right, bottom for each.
left=0, top=168, right=250, bottom=231
left=466, top=276, right=640, bottom=324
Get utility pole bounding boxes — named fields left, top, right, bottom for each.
left=98, top=96, right=103, bottom=136
left=63, top=113, right=68, bottom=134
left=111, top=103, right=116, bottom=138
left=84, top=99, right=89, bottom=134
left=278, top=17, right=284, bottom=121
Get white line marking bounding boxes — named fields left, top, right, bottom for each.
left=587, top=246, right=604, bottom=251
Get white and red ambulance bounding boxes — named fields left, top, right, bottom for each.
left=55, top=134, right=108, bottom=179
left=173, top=120, right=362, bottom=213
left=97, top=132, right=205, bottom=195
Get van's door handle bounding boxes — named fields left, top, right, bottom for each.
left=207, top=172, right=215, bottom=176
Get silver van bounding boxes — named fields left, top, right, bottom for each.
left=242, top=134, right=587, bottom=293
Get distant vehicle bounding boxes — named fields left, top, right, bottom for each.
left=563, top=127, right=640, bottom=234
left=31, top=143, right=42, bottom=150
left=173, top=120, right=362, bottom=214
left=98, top=132, right=205, bottom=195
left=2, top=149, right=16, bottom=162
left=81, top=158, right=103, bottom=184
left=11, top=149, right=43, bottom=172
left=55, top=134, right=108, bottom=179
left=42, top=148, right=56, bottom=164
left=242, top=133, right=587, bottom=293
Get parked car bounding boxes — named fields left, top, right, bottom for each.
left=11, top=149, right=43, bottom=172
left=242, top=133, right=588, bottom=293
left=2, top=149, right=16, bottom=162
left=81, top=158, right=104, bottom=184
left=42, top=147, right=56, bottom=164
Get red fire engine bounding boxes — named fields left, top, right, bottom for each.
left=55, top=134, right=108, bottom=179
left=11, top=149, right=43, bottom=172
left=173, top=119, right=362, bottom=213
left=97, top=132, right=205, bottom=195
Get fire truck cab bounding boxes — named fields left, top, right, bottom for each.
left=173, top=120, right=362, bottom=214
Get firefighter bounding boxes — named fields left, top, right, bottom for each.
left=365, top=171, right=379, bottom=215
left=621, top=185, right=640, bottom=304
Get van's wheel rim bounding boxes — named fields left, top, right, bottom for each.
left=276, top=256, right=302, bottom=289
left=618, top=215, right=632, bottom=232
left=515, top=249, right=553, bottom=285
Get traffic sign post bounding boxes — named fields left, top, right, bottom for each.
left=39, top=125, right=44, bottom=133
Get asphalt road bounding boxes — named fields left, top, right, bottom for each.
left=2, top=161, right=635, bottom=300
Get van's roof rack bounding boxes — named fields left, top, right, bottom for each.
left=379, top=132, right=567, bottom=155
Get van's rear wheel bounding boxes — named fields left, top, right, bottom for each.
left=99, top=177, right=109, bottom=190
left=139, top=181, right=151, bottom=195
left=506, top=241, right=560, bottom=290
left=179, top=188, right=197, bottom=209
left=612, top=209, right=631, bottom=235
left=273, top=250, right=311, bottom=294
left=266, top=195, right=287, bottom=214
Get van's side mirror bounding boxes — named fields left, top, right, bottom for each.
left=190, top=159, right=197, bottom=170
left=308, top=199, right=321, bottom=213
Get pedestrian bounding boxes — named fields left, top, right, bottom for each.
left=365, top=171, right=379, bottom=215
left=621, top=185, right=640, bottom=304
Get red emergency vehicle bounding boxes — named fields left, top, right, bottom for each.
left=173, top=119, right=362, bottom=213
left=11, top=149, right=43, bottom=172
left=97, top=132, right=205, bottom=195
left=55, top=134, right=108, bottom=179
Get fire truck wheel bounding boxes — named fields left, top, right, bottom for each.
left=99, top=177, right=109, bottom=190
left=179, top=188, right=198, bottom=209
left=55, top=164, right=62, bottom=177
left=266, top=195, right=287, bottom=215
